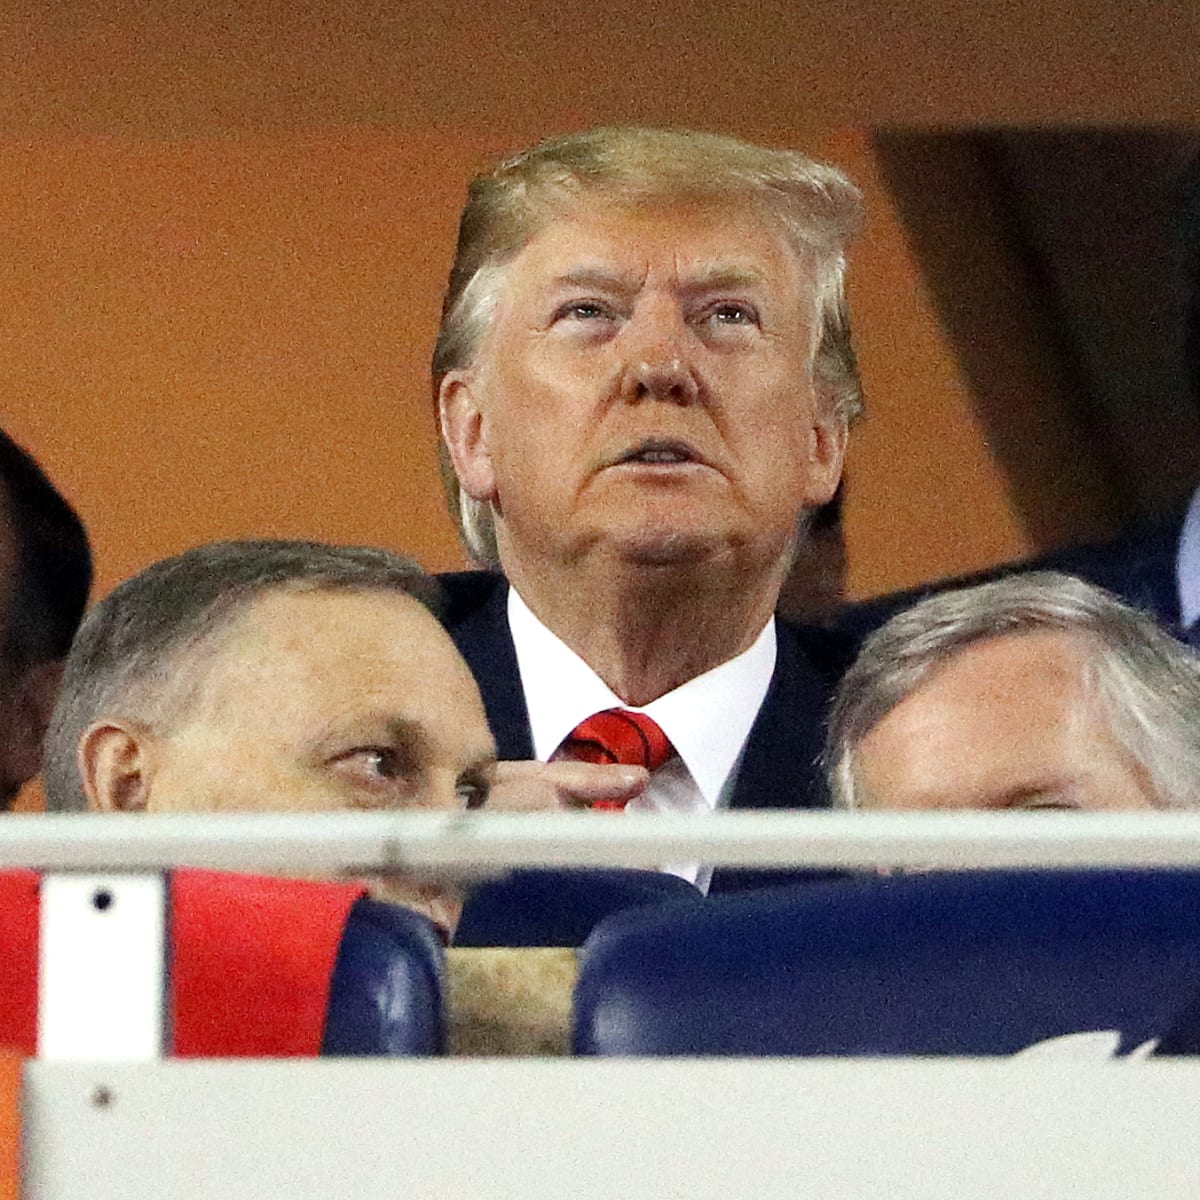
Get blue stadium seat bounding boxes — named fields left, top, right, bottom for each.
left=454, top=868, right=703, bottom=947
left=323, top=896, right=446, bottom=1055
left=574, top=869, right=1200, bottom=1057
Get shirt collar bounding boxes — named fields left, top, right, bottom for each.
left=507, top=586, right=777, bottom=807
left=1177, top=483, right=1200, bottom=628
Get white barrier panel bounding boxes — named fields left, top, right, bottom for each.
left=8, top=810, right=1200, bottom=873
left=22, top=1059, right=1200, bottom=1199
left=38, top=874, right=167, bottom=1061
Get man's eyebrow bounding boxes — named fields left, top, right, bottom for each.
left=312, top=714, right=428, bottom=755
left=549, top=265, right=769, bottom=292
left=550, top=267, right=640, bottom=291
left=383, top=716, right=427, bottom=747
left=682, top=265, right=769, bottom=290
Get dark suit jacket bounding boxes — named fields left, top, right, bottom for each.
left=835, top=510, right=1187, bottom=647
left=439, top=571, right=855, bottom=894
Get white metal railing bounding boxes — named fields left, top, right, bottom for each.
left=18, top=809, right=1200, bottom=1063
left=4, top=809, right=1200, bottom=874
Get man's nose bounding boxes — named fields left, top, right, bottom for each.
left=619, top=306, right=700, bottom=406
left=625, top=356, right=700, bottom=406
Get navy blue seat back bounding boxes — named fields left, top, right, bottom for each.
left=574, top=869, right=1200, bottom=1056
left=322, top=897, right=446, bottom=1055
left=454, top=868, right=703, bottom=947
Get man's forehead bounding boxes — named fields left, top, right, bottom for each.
left=547, top=261, right=773, bottom=291
left=223, top=585, right=438, bottom=651
left=185, top=586, right=482, bottom=716
left=910, top=628, right=1090, bottom=696
left=524, top=196, right=796, bottom=262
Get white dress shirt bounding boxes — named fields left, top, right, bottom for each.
left=507, top=587, right=777, bottom=891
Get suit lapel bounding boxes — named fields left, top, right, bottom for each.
left=441, top=573, right=535, bottom=761
left=711, top=622, right=840, bottom=893
left=727, top=621, right=838, bottom=812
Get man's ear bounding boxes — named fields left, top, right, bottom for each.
left=803, top=413, right=849, bottom=508
left=78, top=721, right=152, bottom=813
left=439, top=370, right=499, bottom=504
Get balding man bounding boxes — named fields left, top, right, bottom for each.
left=433, top=126, right=862, bottom=890
left=44, top=540, right=496, bottom=938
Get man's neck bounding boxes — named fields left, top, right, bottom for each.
left=502, top=552, right=784, bottom=707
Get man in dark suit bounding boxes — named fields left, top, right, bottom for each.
left=430, top=126, right=863, bottom=892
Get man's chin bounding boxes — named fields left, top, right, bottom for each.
left=613, top=528, right=723, bottom=568
left=364, top=876, right=463, bottom=944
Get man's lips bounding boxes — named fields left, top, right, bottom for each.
left=607, top=437, right=713, bottom=470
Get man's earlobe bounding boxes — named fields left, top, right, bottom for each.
left=806, top=415, right=849, bottom=506
left=439, top=371, right=498, bottom=504
left=79, top=722, right=151, bottom=813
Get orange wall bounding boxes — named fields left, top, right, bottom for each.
left=13, top=0, right=1181, bottom=601
left=0, top=127, right=1030, bottom=602
left=827, top=130, right=1031, bottom=597
left=1, top=131, right=502, bottom=591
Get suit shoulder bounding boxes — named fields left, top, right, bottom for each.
left=832, top=507, right=1188, bottom=647
left=776, top=617, right=859, bottom=684
left=435, top=571, right=507, bottom=628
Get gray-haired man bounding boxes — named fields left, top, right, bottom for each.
left=826, top=571, right=1200, bottom=812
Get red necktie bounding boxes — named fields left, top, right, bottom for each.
left=554, top=708, right=675, bottom=810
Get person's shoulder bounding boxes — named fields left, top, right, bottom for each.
left=434, top=571, right=508, bottom=628
left=1034, top=511, right=1183, bottom=584
left=831, top=506, right=1189, bottom=648
left=775, top=616, right=859, bottom=684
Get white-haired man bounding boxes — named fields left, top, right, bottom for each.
left=433, top=126, right=862, bottom=891
left=825, top=571, right=1200, bottom=812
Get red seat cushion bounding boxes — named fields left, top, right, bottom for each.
left=172, top=870, right=366, bottom=1057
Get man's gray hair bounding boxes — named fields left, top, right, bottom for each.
left=825, top=571, right=1200, bottom=810
left=432, top=124, right=865, bottom=565
left=43, top=539, right=442, bottom=812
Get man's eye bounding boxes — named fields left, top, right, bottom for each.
left=349, top=748, right=400, bottom=778
left=332, top=748, right=409, bottom=784
left=1014, top=796, right=1081, bottom=812
left=554, top=299, right=613, bottom=321
left=706, top=302, right=758, bottom=326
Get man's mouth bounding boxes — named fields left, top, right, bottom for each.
left=614, top=438, right=702, bottom=467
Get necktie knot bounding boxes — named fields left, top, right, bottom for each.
left=555, top=708, right=675, bottom=773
